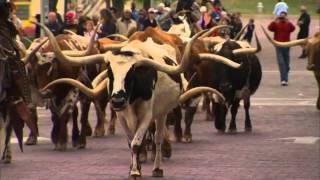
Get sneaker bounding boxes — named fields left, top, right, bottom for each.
left=281, top=81, right=288, bottom=86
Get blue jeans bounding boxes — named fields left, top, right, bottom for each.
left=276, top=47, right=290, bottom=82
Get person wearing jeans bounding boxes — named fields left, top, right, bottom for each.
left=268, top=11, right=295, bottom=86
left=276, top=47, right=290, bottom=83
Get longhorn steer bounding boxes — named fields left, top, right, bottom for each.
left=262, top=27, right=320, bottom=110
left=24, top=33, right=113, bottom=150
left=38, top=22, right=239, bottom=178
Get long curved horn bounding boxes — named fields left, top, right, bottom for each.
left=62, top=24, right=100, bottom=57
left=261, top=25, right=306, bottom=47
left=233, top=32, right=262, bottom=55
left=100, top=41, right=128, bottom=52
left=134, top=29, right=209, bottom=74
left=200, top=25, right=232, bottom=39
left=198, top=53, right=241, bottom=68
left=179, top=87, right=225, bottom=104
left=234, top=24, right=248, bottom=40
left=23, top=38, right=48, bottom=64
left=42, top=78, right=108, bottom=98
left=202, top=36, right=226, bottom=45
left=92, top=69, right=108, bottom=88
left=63, top=29, right=77, bottom=35
left=107, top=34, right=129, bottom=41
left=35, top=22, right=105, bottom=66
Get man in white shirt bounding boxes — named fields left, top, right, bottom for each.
left=273, top=0, right=288, bottom=17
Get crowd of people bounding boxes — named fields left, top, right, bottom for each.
left=28, top=0, right=311, bottom=86
left=32, top=0, right=248, bottom=42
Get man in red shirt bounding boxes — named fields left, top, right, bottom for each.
left=268, top=11, right=295, bottom=86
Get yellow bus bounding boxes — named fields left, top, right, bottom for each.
left=15, top=0, right=66, bottom=27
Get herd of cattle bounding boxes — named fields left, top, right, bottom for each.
left=0, top=19, right=319, bottom=179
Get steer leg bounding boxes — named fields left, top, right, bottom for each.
left=25, top=106, right=38, bottom=145
left=57, top=113, right=69, bottom=151
left=184, top=106, right=197, bottom=143
left=108, top=108, right=117, bottom=135
left=3, top=143, right=11, bottom=164
left=80, top=99, right=92, bottom=137
left=204, top=93, right=213, bottom=121
left=244, top=98, right=252, bottom=132
left=229, top=99, right=240, bottom=133
left=93, top=98, right=106, bottom=137
left=152, top=116, right=166, bottom=177
left=71, top=107, right=80, bottom=148
left=50, top=113, right=59, bottom=150
left=172, top=106, right=182, bottom=142
left=130, top=110, right=152, bottom=177
left=214, top=103, right=227, bottom=133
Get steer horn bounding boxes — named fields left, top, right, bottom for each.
left=23, top=38, right=49, bottom=64
left=42, top=78, right=109, bottom=98
left=35, top=22, right=106, bottom=66
left=261, top=25, right=306, bottom=47
left=179, top=87, right=225, bottom=104
left=107, top=34, right=129, bottom=41
left=200, top=25, right=232, bottom=39
left=134, top=29, right=209, bottom=74
left=198, top=53, right=241, bottom=68
left=232, top=33, right=262, bottom=55
left=61, top=24, right=100, bottom=57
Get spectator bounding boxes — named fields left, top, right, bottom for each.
left=143, top=8, right=158, bottom=30
left=84, top=18, right=98, bottom=40
left=243, top=18, right=255, bottom=43
left=76, top=16, right=89, bottom=36
left=268, top=11, right=295, bottom=86
left=197, top=6, right=212, bottom=30
left=131, top=2, right=139, bottom=21
left=156, top=3, right=171, bottom=31
left=76, top=5, right=84, bottom=21
left=63, top=11, right=77, bottom=33
left=92, top=14, right=100, bottom=26
left=98, top=9, right=116, bottom=38
left=273, top=0, right=288, bottom=17
left=11, top=8, right=24, bottom=36
left=137, top=9, right=147, bottom=31
left=297, top=6, right=310, bottom=58
left=230, top=12, right=243, bottom=39
left=164, top=0, right=171, bottom=7
left=45, top=11, right=62, bottom=36
left=34, top=14, right=41, bottom=38
left=116, top=8, right=137, bottom=36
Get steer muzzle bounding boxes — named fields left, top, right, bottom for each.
left=110, top=90, right=127, bottom=111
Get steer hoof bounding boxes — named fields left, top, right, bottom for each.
left=152, top=168, right=164, bottom=177
left=184, top=134, right=192, bottom=143
left=245, top=127, right=252, bottom=132
left=3, top=153, right=12, bottom=164
left=107, top=127, right=115, bottom=136
left=93, top=127, right=105, bottom=137
left=55, top=143, right=67, bottom=151
left=228, top=128, right=237, bottom=134
left=85, top=125, right=93, bottom=136
left=162, top=141, right=172, bottom=159
left=130, top=170, right=141, bottom=178
left=128, top=175, right=142, bottom=180
left=25, top=136, right=38, bottom=145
